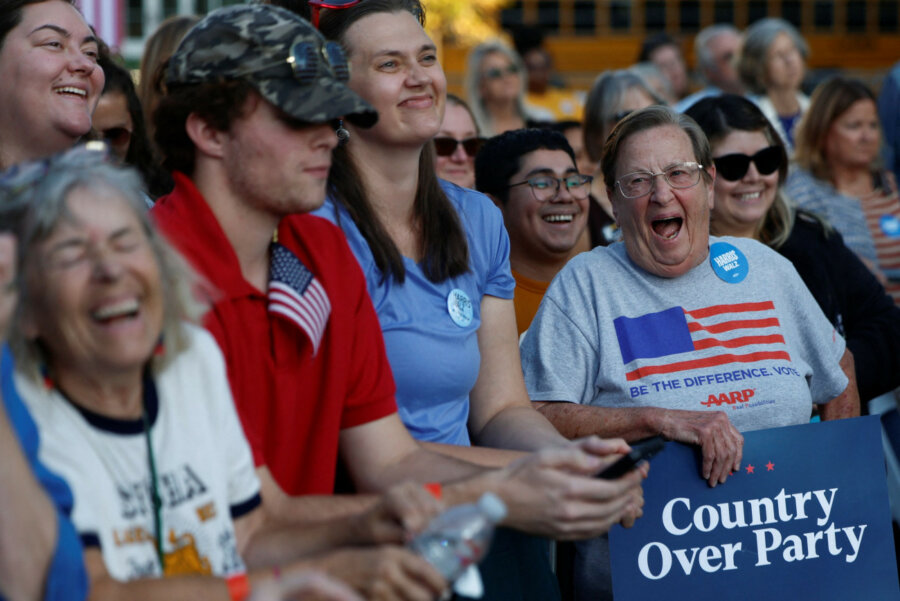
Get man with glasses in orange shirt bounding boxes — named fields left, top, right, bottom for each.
left=475, top=128, right=592, bottom=335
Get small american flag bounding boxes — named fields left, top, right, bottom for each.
left=268, top=242, right=331, bottom=355
left=77, top=0, right=123, bottom=50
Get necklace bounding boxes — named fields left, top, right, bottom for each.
left=140, top=371, right=165, bottom=572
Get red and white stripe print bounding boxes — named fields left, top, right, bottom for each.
left=268, top=279, right=331, bottom=355
left=861, top=185, right=900, bottom=305
left=77, top=0, right=123, bottom=50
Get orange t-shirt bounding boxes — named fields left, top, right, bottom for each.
left=513, top=270, right=551, bottom=335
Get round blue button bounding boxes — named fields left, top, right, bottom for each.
left=447, top=288, right=474, bottom=327
left=879, top=214, right=900, bottom=238
left=709, top=241, right=749, bottom=283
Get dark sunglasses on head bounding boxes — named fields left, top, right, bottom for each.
left=286, top=40, right=350, bottom=83
left=307, top=0, right=360, bottom=28
left=483, top=64, right=519, bottom=80
left=433, top=136, right=485, bottom=158
left=713, top=145, right=783, bottom=181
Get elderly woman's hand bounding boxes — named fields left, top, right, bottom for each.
left=0, top=234, right=16, bottom=341
left=649, top=407, right=743, bottom=487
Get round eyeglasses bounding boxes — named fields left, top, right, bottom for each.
left=507, top=173, right=593, bottom=202
left=615, top=162, right=703, bottom=199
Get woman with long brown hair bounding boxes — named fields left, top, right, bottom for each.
left=786, top=77, right=900, bottom=303
left=314, top=1, right=645, bottom=598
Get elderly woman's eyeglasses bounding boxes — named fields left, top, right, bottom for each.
left=615, top=162, right=703, bottom=199
left=508, top=173, right=593, bottom=202
left=433, top=137, right=485, bottom=158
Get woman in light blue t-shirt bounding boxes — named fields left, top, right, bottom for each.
left=315, top=2, right=646, bottom=599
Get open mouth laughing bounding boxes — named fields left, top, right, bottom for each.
left=652, top=216, right=683, bottom=240
left=91, top=298, right=140, bottom=325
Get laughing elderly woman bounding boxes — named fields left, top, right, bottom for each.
left=519, top=104, right=858, bottom=601
left=522, top=105, right=857, bottom=480
left=3, top=147, right=445, bottom=601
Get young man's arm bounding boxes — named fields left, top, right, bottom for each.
left=339, top=413, right=646, bottom=541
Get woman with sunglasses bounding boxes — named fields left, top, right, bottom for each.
left=94, top=53, right=171, bottom=200
left=465, top=41, right=552, bottom=137
left=685, top=94, right=900, bottom=404
left=315, top=1, right=646, bottom=599
left=433, top=94, right=483, bottom=189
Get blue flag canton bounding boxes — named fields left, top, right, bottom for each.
left=270, top=242, right=314, bottom=294
left=614, top=307, right=694, bottom=364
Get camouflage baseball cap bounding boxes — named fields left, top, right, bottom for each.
left=167, top=4, right=377, bottom=128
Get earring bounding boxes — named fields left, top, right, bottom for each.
left=335, top=119, right=350, bottom=145
left=39, top=361, right=53, bottom=390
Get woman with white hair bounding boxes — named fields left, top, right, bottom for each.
left=4, top=147, right=446, bottom=601
left=738, top=18, right=810, bottom=152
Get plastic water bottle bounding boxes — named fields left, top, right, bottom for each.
left=409, top=493, right=507, bottom=582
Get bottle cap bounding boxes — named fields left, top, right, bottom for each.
left=477, top=492, right=507, bottom=523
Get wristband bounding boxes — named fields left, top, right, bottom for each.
left=424, top=482, right=442, bottom=499
left=226, top=573, right=250, bottom=601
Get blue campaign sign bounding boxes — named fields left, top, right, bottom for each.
left=610, top=416, right=899, bottom=600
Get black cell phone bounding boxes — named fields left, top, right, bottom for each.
left=597, top=436, right=666, bottom=479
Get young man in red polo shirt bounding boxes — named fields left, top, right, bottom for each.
left=151, top=3, right=644, bottom=551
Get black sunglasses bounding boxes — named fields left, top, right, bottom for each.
left=713, top=146, right=783, bottom=181
left=483, top=64, right=519, bottom=80
left=433, top=136, right=485, bottom=158
left=101, top=126, right=132, bottom=148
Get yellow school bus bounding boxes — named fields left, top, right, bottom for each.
left=442, top=0, right=900, bottom=92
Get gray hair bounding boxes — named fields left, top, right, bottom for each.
left=1, top=146, right=205, bottom=380
left=583, top=69, right=666, bottom=162
left=694, top=24, right=740, bottom=79
left=464, top=40, right=528, bottom=137
left=600, top=105, right=713, bottom=191
left=630, top=62, right=673, bottom=102
left=738, top=18, right=808, bottom=95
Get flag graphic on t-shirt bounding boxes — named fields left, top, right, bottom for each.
left=268, top=242, right=331, bottom=355
left=614, top=302, right=790, bottom=381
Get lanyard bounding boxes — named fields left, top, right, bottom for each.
left=53, top=370, right=165, bottom=573
left=140, top=379, right=165, bottom=573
